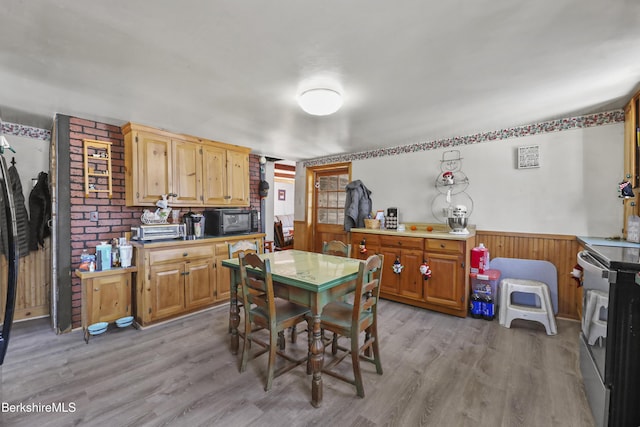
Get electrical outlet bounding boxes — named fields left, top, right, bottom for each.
left=90, top=211, right=99, bottom=222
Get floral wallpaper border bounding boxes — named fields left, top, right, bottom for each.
left=303, top=109, right=625, bottom=167
left=1, top=121, right=51, bottom=141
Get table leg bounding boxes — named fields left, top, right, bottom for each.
left=309, top=313, right=324, bottom=407
left=230, top=270, right=240, bottom=355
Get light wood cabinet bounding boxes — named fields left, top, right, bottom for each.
left=350, top=229, right=474, bottom=318
left=424, top=239, right=465, bottom=311
left=133, top=234, right=264, bottom=326
left=623, top=92, right=640, bottom=237
left=76, top=267, right=136, bottom=342
left=123, top=122, right=250, bottom=207
left=379, top=236, right=424, bottom=299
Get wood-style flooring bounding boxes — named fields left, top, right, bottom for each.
left=0, top=300, right=595, bottom=427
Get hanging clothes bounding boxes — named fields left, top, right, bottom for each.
left=29, top=171, right=51, bottom=251
left=8, top=165, right=30, bottom=258
left=344, top=179, right=372, bottom=231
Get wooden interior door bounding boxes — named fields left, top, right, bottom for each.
left=312, top=166, right=351, bottom=252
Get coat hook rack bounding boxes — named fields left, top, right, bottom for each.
left=10, top=157, right=16, bottom=166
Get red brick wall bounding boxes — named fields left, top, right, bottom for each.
left=68, top=116, right=261, bottom=328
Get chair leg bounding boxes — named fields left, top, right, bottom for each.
left=290, top=325, right=297, bottom=343
left=331, top=333, right=338, bottom=355
left=240, top=319, right=251, bottom=373
left=266, top=329, right=278, bottom=392
left=352, top=333, right=364, bottom=398
left=370, top=323, right=383, bottom=375
left=278, top=330, right=286, bottom=351
left=307, top=318, right=313, bottom=375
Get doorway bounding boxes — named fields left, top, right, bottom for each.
left=305, top=163, right=351, bottom=252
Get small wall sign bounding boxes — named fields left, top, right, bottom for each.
left=278, top=189, right=286, bottom=200
left=517, top=145, right=540, bottom=169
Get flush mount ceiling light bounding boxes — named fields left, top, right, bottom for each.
left=298, top=88, right=343, bottom=116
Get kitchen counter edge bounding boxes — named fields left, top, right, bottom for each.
left=130, top=232, right=266, bottom=248
left=349, top=227, right=475, bottom=240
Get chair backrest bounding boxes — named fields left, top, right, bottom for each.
left=274, top=221, right=286, bottom=248
left=489, top=257, right=558, bottom=314
left=322, top=240, right=352, bottom=258
left=238, top=252, right=275, bottom=325
left=228, top=239, right=260, bottom=259
left=352, top=254, right=384, bottom=332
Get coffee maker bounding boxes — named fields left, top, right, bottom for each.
left=182, top=211, right=205, bottom=239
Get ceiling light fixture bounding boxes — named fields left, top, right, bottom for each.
left=298, top=88, right=343, bottom=116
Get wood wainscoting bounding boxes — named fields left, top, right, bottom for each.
left=0, top=237, right=51, bottom=322
left=476, top=230, right=581, bottom=320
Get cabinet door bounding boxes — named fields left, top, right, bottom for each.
left=424, top=252, right=464, bottom=310
left=150, top=262, right=185, bottom=321
left=135, top=131, right=172, bottom=205
left=172, top=139, right=203, bottom=206
left=227, top=149, right=250, bottom=206
left=398, top=249, right=424, bottom=300
left=202, top=145, right=228, bottom=205
left=380, top=247, right=401, bottom=294
left=215, top=247, right=232, bottom=301
left=90, top=274, right=131, bottom=323
left=185, top=259, right=215, bottom=309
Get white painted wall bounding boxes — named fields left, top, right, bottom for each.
left=296, top=123, right=624, bottom=237
left=273, top=179, right=294, bottom=216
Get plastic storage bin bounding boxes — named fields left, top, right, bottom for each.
left=470, top=269, right=501, bottom=300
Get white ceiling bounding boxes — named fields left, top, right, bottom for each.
left=1, top=1, right=639, bottom=161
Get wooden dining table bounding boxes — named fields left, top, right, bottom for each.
left=222, top=249, right=363, bottom=407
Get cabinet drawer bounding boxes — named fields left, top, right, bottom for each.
left=150, top=245, right=214, bottom=264
left=380, top=235, right=423, bottom=249
left=424, top=239, right=463, bottom=253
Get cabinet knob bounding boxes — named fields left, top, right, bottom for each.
left=440, top=243, right=445, bottom=248
left=183, top=252, right=188, bottom=257
left=94, top=288, right=99, bottom=291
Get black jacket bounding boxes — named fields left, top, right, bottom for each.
left=29, top=172, right=51, bottom=251
left=9, top=165, right=30, bottom=258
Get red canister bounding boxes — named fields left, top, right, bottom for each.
left=470, top=243, right=489, bottom=274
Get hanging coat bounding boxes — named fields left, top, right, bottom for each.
left=29, top=172, right=51, bottom=251
left=8, top=165, right=30, bottom=258
left=344, top=180, right=372, bottom=231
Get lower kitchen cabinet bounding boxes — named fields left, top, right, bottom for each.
left=133, top=234, right=264, bottom=326
left=76, top=267, right=136, bottom=342
left=350, top=228, right=474, bottom=318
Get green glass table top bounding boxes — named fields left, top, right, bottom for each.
left=222, top=250, right=362, bottom=291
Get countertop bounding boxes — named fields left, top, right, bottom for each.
left=350, top=223, right=476, bottom=240
left=130, top=232, right=266, bottom=248
left=577, top=236, right=640, bottom=249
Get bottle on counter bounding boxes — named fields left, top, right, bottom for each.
left=111, top=238, right=121, bottom=268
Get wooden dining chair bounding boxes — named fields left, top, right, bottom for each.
left=322, top=240, right=352, bottom=258
left=238, top=252, right=311, bottom=391
left=228, top=240, right=261, bottom=333
left=319, top=253, right=384, bottom=398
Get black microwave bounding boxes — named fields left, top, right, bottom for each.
left=204, top=209, right=258, bottom=236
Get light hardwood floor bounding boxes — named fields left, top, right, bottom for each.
left=0, top=300, right=595, bottom=427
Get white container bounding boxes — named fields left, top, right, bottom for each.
left=119, top=244, right=133, bottom=268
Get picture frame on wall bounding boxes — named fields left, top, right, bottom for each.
left=278, top=189, right=286, bottom=200
left=517, top=145, right=541, bottom=169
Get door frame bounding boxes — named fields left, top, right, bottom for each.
left=304, top=162, right=351, bottom=252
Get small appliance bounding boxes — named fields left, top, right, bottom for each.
left=447, top=204, right=469, bottom=234
left=131, top=223, right=186, bottom=241
left=204, top=209, right=258, bottom=236
left=182, top=212, right=205, bottom=239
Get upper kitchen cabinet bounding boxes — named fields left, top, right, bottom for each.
left=123, top=123, right=251, bottom=207
left=201, top=145, right=250, bottom=206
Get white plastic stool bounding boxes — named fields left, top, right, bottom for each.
left=583, top=290, right=608, bottom=345
left=499, top=278, right=557, bottom=335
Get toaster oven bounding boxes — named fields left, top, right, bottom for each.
left=131, top=223, right=186, bottom=241
left=204, top=209, right=258, bottom=236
